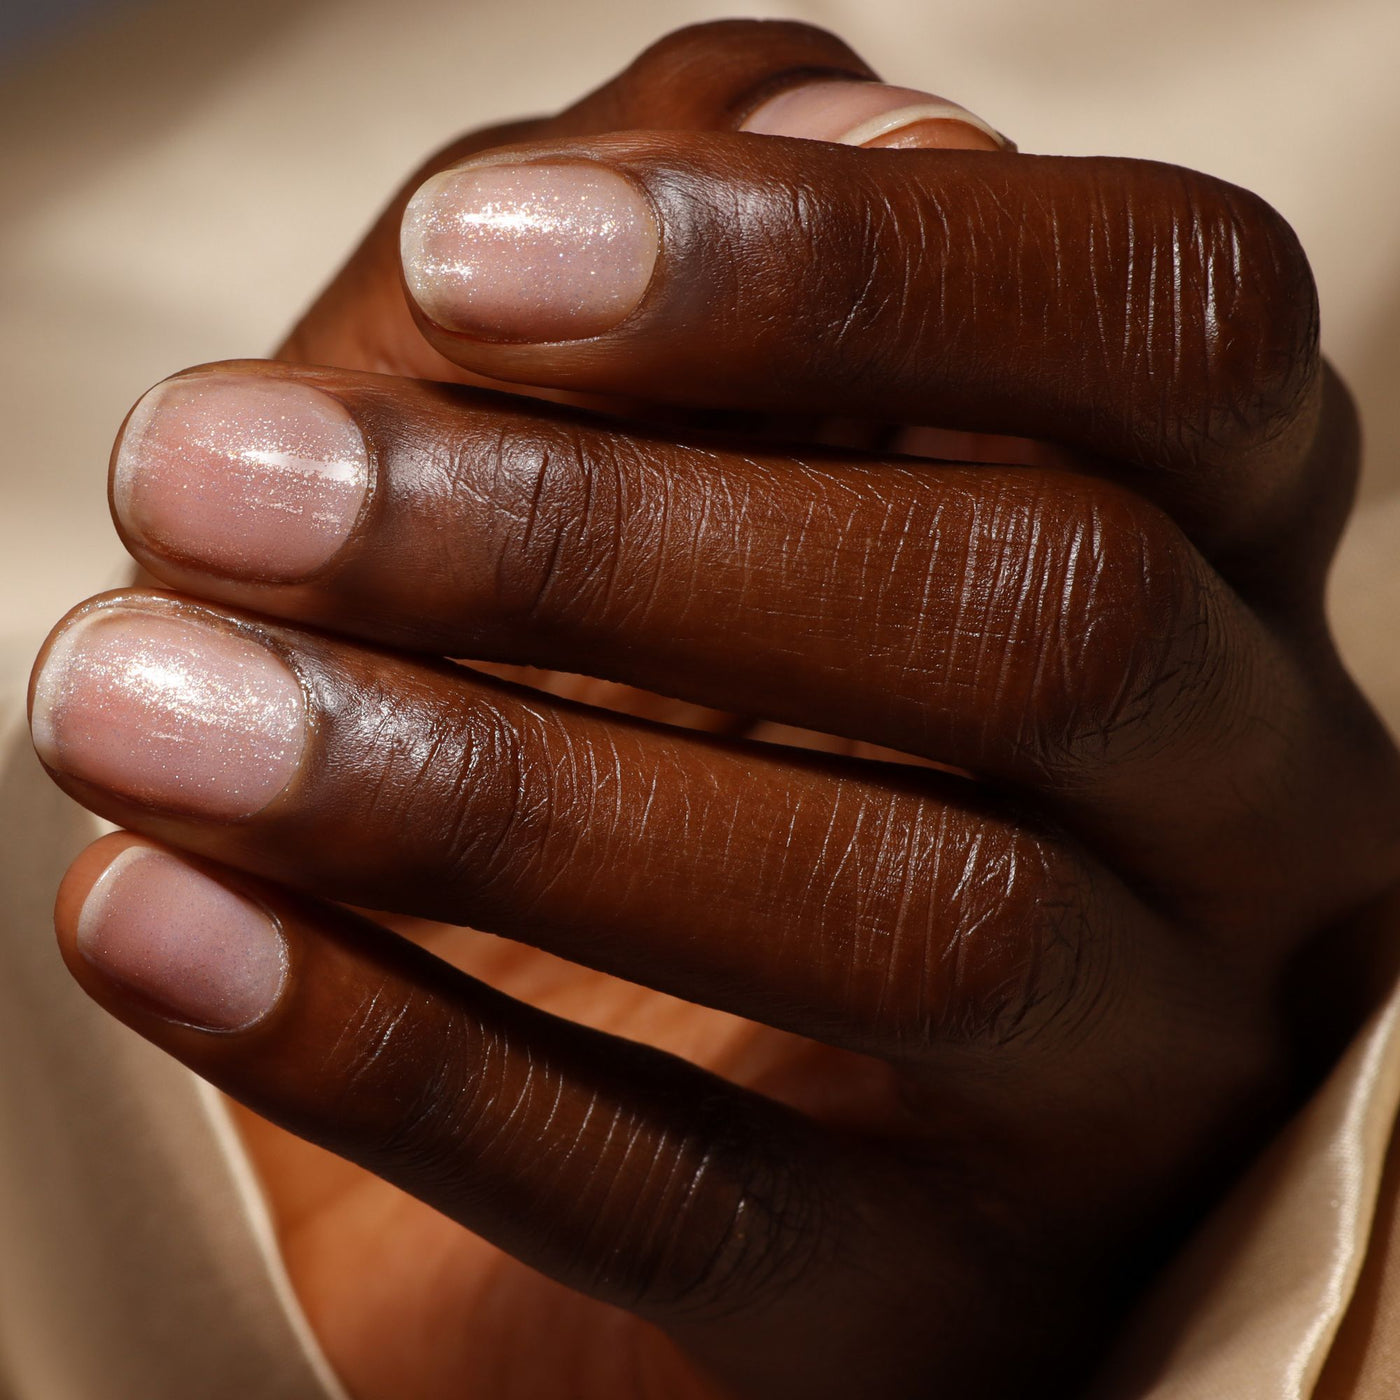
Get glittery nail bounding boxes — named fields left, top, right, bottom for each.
left=76, top=845, right=288, bottom=1032
left=31, top=607, right=305, bottom=820
left=742, top=81, right=1006, bottom=151
left=400, top=162, right=659, bottom=342
left=113, top=374, right=369, bottom=583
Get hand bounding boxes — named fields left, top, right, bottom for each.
left=29, top=21, right=1400, bottom=1400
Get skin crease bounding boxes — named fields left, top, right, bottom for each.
left=33, top=19, right=1400, bottom=1400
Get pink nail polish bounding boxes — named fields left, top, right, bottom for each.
left=742, top=81, right=1006, bottom=151
left=31, top=606, right=305, bottom=819
left=113, top=375, right=369, bottom=583
left=400, top=162, right=659, bottom=342
left=77, top=845, right=287, bottom=1032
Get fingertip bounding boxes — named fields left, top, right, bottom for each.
left=29, top=594, right=308, bottom=823
left=55, top=835, right=290, bottom=1035
left=741, top=79, right=1009, bottom=151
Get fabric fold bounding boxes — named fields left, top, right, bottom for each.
left=0, top=685, right=343, bottom=1400
left=1092, top=982, right=1400, bottom=1398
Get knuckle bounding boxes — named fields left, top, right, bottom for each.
left=477, top=419, right=695, bottom=641
left=319, top=979, right=486, bottom=1187
left=1143, top=169, right=1321, bottom=461
left=978, top=483, right=1225, bottom=773
left=438, top=700, right=560, bottom=901
left=888, top=818, right=1106, bottom=1054
left=479, top=422, right=620, bottom=627
left=346, top=673, right=607, bottom=923
left=355, top=1010, right=482, bottom=1181
left=620, top=20, right=859, bottom=95
left=1059, top=497, right=1225, bottom=765
left=586, top=1103, right=827, bottom=1321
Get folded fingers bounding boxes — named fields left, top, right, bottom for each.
left=108, top=364, right=1320, bottom=900
left=56, top=833, right=977, bottom=1399
left=32, top=590, right=1132, bottom=1060
left=283, top=19, right=997, bottom=389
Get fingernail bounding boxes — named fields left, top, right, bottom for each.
left=77, top=845, right=287, bottom=1032
left=31, top=606, right=305, bottom=820
left=113, top=374, right=370, bottom=583
left=400, top=162, right=659, bottom=342
left=742, top=81, right=1006, bottom=151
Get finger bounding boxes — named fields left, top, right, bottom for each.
left=30, top=591, right=1133, bottom=1060
left=107, top=364, right=1341, bottom=913
left=397, top=131, right=1323, bottom=565
left=282, top=19, right=1005, bottom=406
left=281, top=20, right=880, bottom=381
left=56, top=832, right=980, bottom=1400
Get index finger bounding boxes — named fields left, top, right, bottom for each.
left=278, top=20, right=882, bottom=380
left=397, top=131, right=1323, bottom=566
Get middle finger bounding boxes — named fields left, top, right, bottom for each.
left=110, top=362, right=1311, bottom=896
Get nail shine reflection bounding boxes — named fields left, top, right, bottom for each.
left=401, top=162, right=659, bottom=342
left=113, top=375, right=369, bottom=583
left=31, top=608, right=306, bottom=819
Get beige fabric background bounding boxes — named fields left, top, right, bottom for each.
left=0, top=1, right=1397, bottom=1396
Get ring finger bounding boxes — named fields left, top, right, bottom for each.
left=30, top=588, right=1138, bottom=1063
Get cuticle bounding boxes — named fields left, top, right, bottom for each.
left=190, top=900, right=291, bottom=1036
left=321, top=387, right=380, bottom=558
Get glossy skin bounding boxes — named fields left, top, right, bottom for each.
left=34, top=20, right=1400, bottom=1400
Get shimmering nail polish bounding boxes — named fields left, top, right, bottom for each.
left=77, top=845, right=287, bottom=1032
left=400, top=162, right=659, bottom=342
left=31, top=607, right=305, bottom=819
left=113, top=375, right=369, bottom=583
left=742, top=81, right=1006, bottom=151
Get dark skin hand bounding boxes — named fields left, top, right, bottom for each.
left=31, top=21, right=1400, bottom=1400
